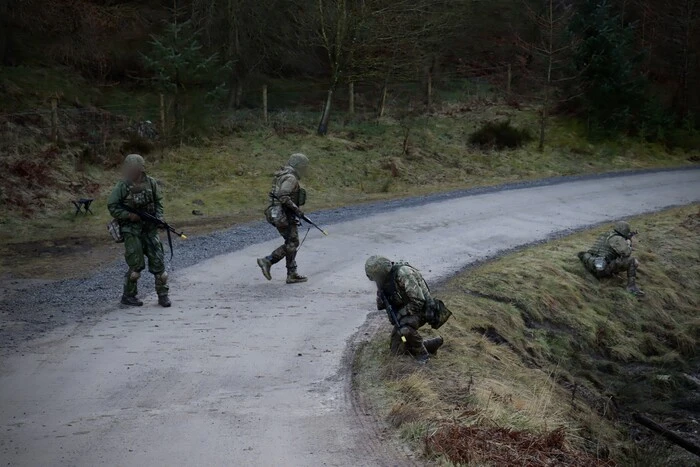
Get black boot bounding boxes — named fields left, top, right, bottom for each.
left=424, top=337, right=444, bottom=355
left=121, top=295, right=143, bottom=307
left=158, top=295, right=172, bottom=307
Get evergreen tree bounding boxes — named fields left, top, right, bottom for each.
left=569, top=0, right=647, bottom=136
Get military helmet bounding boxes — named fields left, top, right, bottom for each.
left=124, top=153, right=145, bottom=171
left=365, top=255, right=393, bottom=282
left=288, top=153, right=309, bottom=169
left=614, top=221, right=631, bottom=238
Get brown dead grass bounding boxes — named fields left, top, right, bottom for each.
left=426, top=424, right=615, bottom=467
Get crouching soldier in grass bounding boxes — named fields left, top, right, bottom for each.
left=108, top=154, right=171, bottom=307
left=578, top=221, right=644, bottom=297
left=257, top=153, right=310, bottom=284
left=365, top=256, right=452, bottom=364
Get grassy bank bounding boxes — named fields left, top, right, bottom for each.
left=354, top=206, right=699, bottom=466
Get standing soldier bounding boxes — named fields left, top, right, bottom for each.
left=578, top=221, right=644, bottom=296
left=365, top=256, right=451, bottom=363
left=257, top=153, right=310, bottom=284
left=108, top=154, right=171, bottom=307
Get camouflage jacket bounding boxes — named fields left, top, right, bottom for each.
left=377, top=264, right=432, bottom=321
left=269, top=166, right=303, bottom=216
left=587, top=230, right=631, bottom=262
left=107, top=175, right=164, bottom=234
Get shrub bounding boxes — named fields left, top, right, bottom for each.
left=469, top=120, right=532, bottom=149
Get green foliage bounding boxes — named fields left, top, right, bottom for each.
left=141, top=19, right=227, bottom=97
left=569, top=0, right=648, bottom=136
left=469, top=121, right=533, bottom=149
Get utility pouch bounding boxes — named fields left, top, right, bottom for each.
left=427, top=298, right=452, bottom=330
left=294, top=188, right=307, bottom=207
left=107, top=219, right=124, bottom=243
left=265, top=205, right=284, bottom=225
left=594, top=257, right=607, bottom=272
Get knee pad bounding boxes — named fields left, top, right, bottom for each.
left=129, top=270, right=141, bottom=281
left=155, top=272, right=168, bottom=285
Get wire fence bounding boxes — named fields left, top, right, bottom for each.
left=0, top=67, right=517, bottom=160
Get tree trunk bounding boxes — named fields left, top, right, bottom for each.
left=262, top=84, right=268, bottom=123
left=377, top=81, right=388, bottom=119
left=348, top=82, right=354, bottom=114
left=317, top=88, right=333, bottom=136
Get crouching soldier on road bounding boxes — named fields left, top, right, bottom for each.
left=578, top=221, right=644, bottom=296
left=365, top=256, right=452, bottom=364
left=108, top=154, right=171, bottom=307
left=257, top=153, right=310, bottom=284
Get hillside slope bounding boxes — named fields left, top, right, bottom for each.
left=355, top=206, right=699, bottom=466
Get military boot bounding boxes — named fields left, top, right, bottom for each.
left=286, top=272, right=308, bottom=284
left=626, top=280, right=645, bottom=297
left=121, top=295, right=143, bottom=307
left=158, top=295, right=172, bottom=307
left=257, top=257, right=273, bottom=281
left=626, top=261, right=645, bottom=297
left=423, top=337, right=444, bottom=355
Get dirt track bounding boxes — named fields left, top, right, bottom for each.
left=1, top=169, right=699, bottom=466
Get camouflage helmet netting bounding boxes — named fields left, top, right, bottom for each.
left=365, top=255, right=392, bottom=281
left=614, top=221, right=631, bottom=237
left=124, top=154, right=145, bottom=170
left=288, top=153, right=309, bottom=169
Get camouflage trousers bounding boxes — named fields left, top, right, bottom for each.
left=123, top=231, right=169, bottom=297
left=269, top=221, right=300, bottom=273
left=389, top=314, right=442, bottom=360
left=581, top=253, right=637, bottom=279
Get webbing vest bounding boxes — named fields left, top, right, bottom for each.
left=589, top=231, right=620, bottom=263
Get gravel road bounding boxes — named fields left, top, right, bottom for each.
left=0, top=168, right=698, bottom=466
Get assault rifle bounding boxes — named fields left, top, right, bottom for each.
left=269, top=192, right=328, bottom=236
left=119, top=204, right=187, bottom=259
left=378, top=291, right=406, bottom=343
left=300, top=213, right=328, bottom=236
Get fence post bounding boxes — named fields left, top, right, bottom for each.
left=348, top=82, right=355, bottom=114
left=159, top=93, right=166, bottom=138
left=426, top=70, right=433, bottom=109
left=507, top=64, right=512, bottom=95
left=50, top=97, right=58, bottom=143
left=262, top=84, right=268, bottom=123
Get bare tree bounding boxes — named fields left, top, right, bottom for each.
left=519, top=0, right=577, bottom=150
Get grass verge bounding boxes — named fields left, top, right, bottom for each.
left=354, top=205, right=699, bottom=466
left=2, top=104, right=697, bottom=279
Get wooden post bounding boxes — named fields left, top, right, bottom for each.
left=262, top=84, right=268, bottom=123
left=50, top=97, right=58, bottom=143
left=377, top=82, right=387, bottom=119
left=426, top=70, right=433, bottom=109
left=507, top=64, right=512, bottom=95
left=348, top=82, right=355, bottom=114
left=159, top=93, right=166, bottom=138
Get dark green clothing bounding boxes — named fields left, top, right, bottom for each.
left=378, top=264, right=433, bottom=359
left=107, top=176, right=164, bottom=233
left=265, top=166, right=303, bottom=273
left=108, top=175, right=168, bottom=298
left=123, top=231, right=168, bottom=297
left=581, top=230, right=634, bottom=279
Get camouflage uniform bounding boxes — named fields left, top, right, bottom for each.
left=258, top=153, right=309, bottom=284
left=366, top=256, right=444, bottom=363
left=578, top=221, right=644, bottom=296
left=108, top=155, right=170, bottom=306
